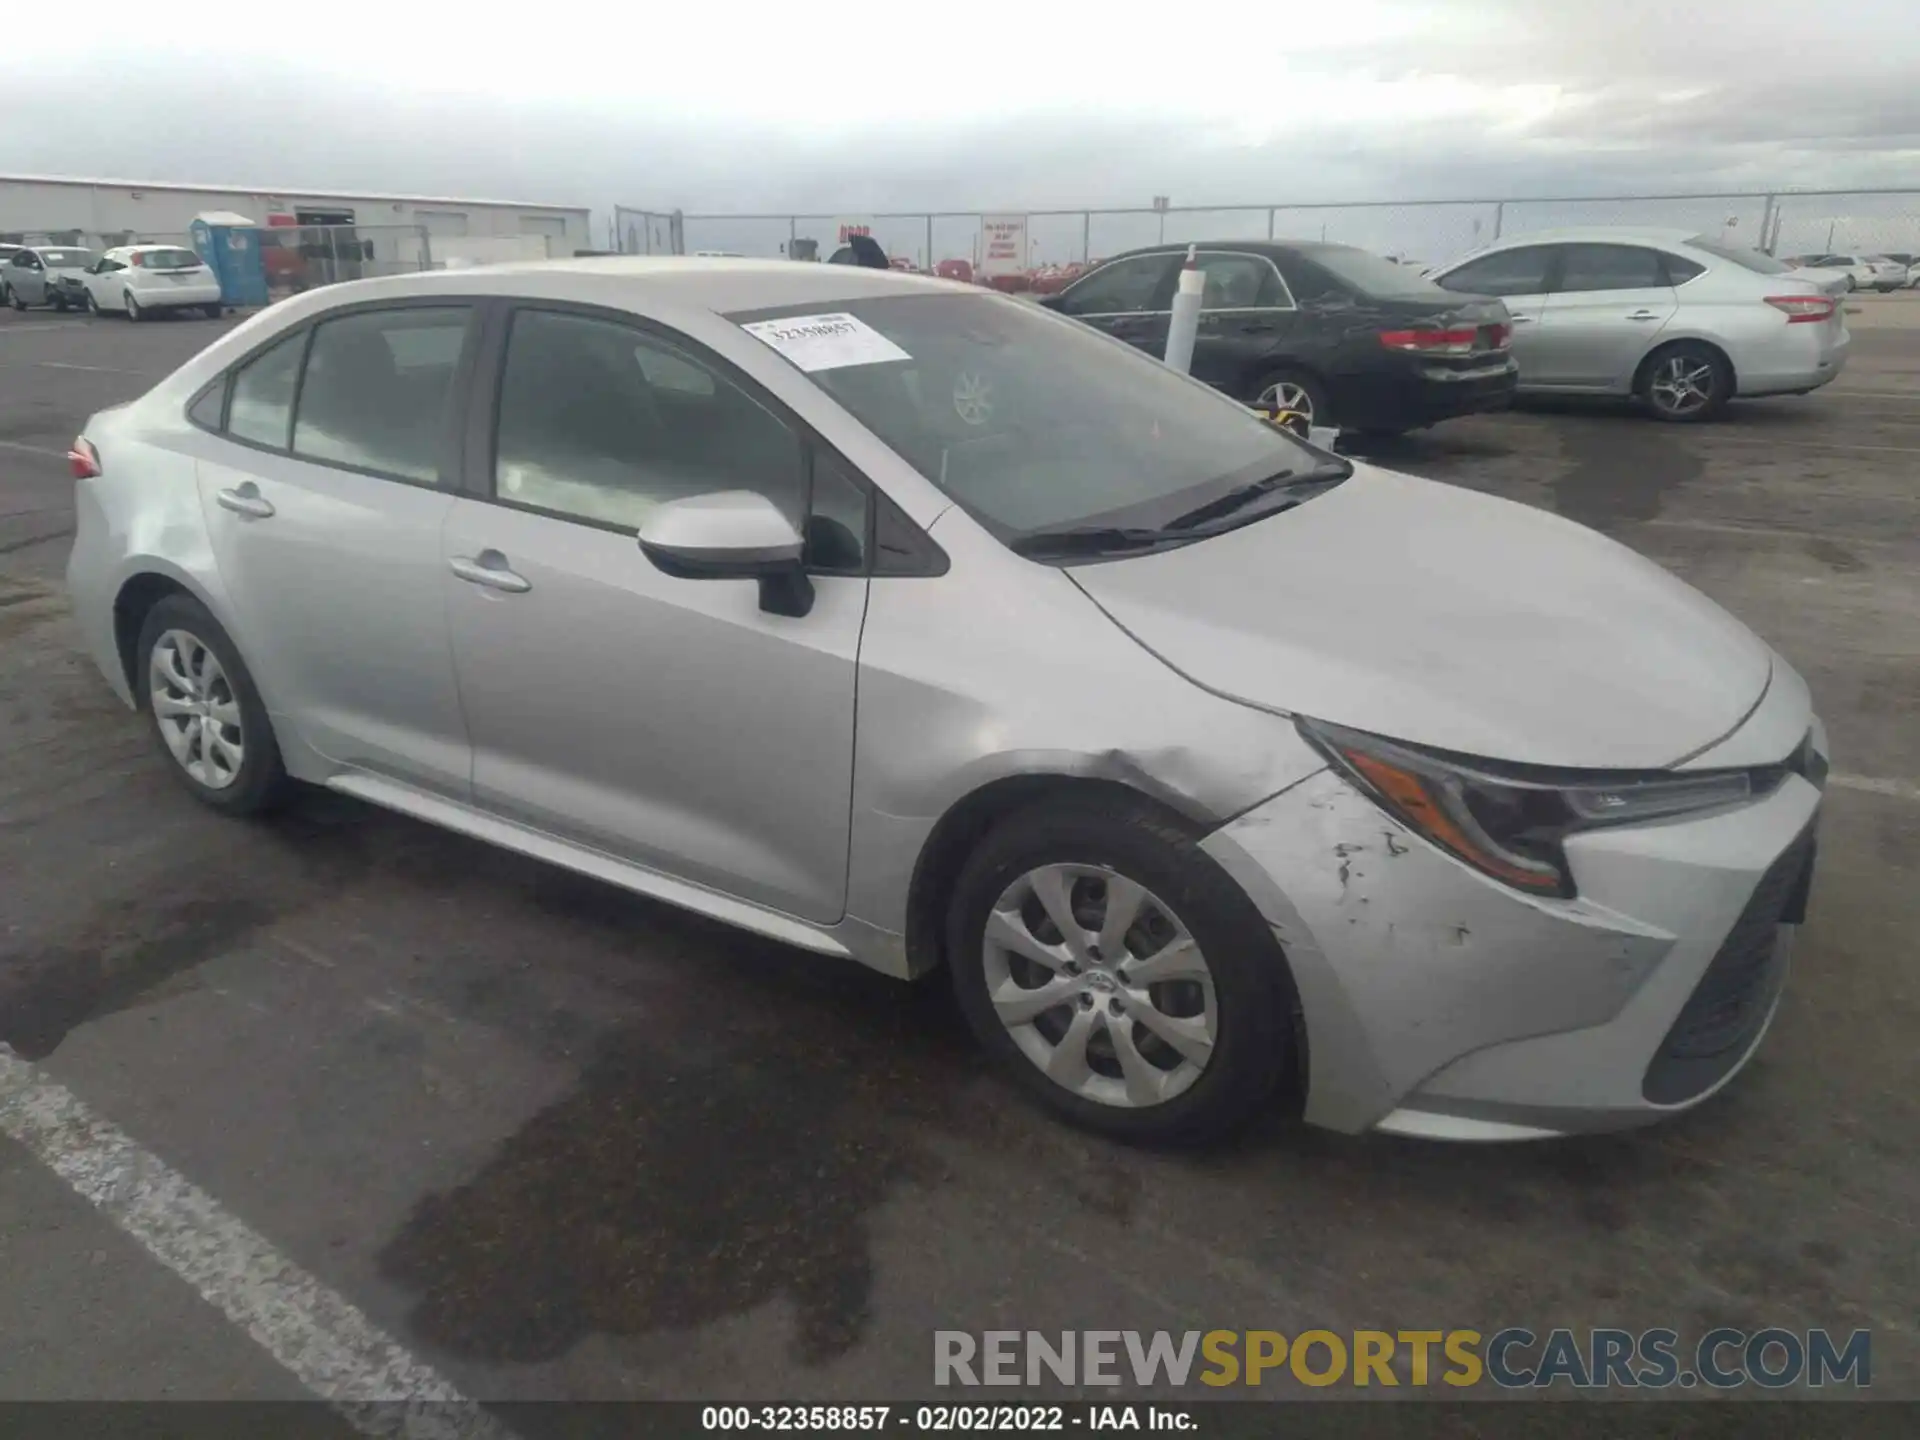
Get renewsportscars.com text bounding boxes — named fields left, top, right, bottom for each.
left=934, top=1328, right=1871, bottom=1390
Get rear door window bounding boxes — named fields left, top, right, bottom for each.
left=1554, top=244, right=1673, bottom=293
left=292, top=307, right=472, bottom=483
left=1194, top=254, right=1287, bottom=310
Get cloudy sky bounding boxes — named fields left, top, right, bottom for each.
left=2, top=0, right=1916, bottom=251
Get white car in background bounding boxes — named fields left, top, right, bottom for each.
left=82, top=244, right=225, bottom=321
left=1431, top=228, right=1848, bottom=421
left=1800, top=253, right=1907, bottom=293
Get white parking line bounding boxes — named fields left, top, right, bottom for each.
left=1696, top=434, right=1920, bottom=457
left=0, top=438, right=65, bottom=458
left=0, top=323, right=77, bottom=336
left=32, top=361, right=152, bottom=375
left=1831, top=773, right=1920, bottom=804
left=0, top=1047, right=516, bottom=1440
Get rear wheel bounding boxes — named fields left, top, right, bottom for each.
left=1250, top=368, right=1331, bottom=430
left=135, top=594, right=289, bottom=815
left=125, top=291, right=145, bottom=322
left=204, top=302, right=224, bottom=319
left=51, top=292, right=68, bottom=313
left=947, top=792, right=1300, bottom=1145
left=5, top=285, right=23, bottom=311
left=1640, top=341, right=1731, bottom=423
left=85, top=289, right=101, bottom=316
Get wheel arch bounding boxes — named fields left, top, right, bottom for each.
left=1633, top=333, right=1738, bottom=398
left=111, top=565, right=228, bottom=698
left=902, top=773, right=1215, bottom=980
left=1242, top=357, right=1331, bottom=407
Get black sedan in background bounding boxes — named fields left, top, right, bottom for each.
left=1040, top=241, right=1517, bottom=436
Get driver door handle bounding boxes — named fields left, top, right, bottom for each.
left=1627, top=309, right=1662, bottom=320
left=1510, top=314, right=1536, bottom=324
left=449, top=552, right=532, bottom=594
left=215, top=484, right=275, bottom=519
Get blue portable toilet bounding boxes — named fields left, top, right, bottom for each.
left=189, top=211, right=269, bottom=308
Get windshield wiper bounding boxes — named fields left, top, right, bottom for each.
left=1162, top=462, right=1351, bottom=532
left=1007, top=525, right=1193, bottom=559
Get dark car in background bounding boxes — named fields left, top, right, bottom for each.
left=1040, top=241, right=1516, bottom=436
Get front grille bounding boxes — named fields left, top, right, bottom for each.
left=1641, top=823, right=1815, bottom=1106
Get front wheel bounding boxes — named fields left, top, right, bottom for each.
left=51, top=292, right=68, bottom=313
left=5, top=286, right=23, bottom=311
left=946, top=793, right=1300, bottom=1145
left=135, top=594, right=290, bottom=815
left=85, top=290, right=101, bottom=316
left=1640, top=342, right=1731, bottom=423
left=204, top=302, right=224, bottom=319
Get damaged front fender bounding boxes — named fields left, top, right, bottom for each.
left=1201, top=769, right=1674, bottom=1133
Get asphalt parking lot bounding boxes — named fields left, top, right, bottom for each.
left=1, top=296, right=1916, bottom=1415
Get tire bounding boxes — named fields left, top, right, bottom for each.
left=1844, top=275, right=1857, bottom=292
left=1639, top=341, right=1732, bottom=423
left=85, top=290, right=101, bottom=316
left=1248, top=368, right=1332, bottom=430
left=51, top=292, right=68, bottom=313
left=125, top=291, right=144, bottom=322
left=6, top=286, right=23, bottom=311
left=204, top=303, right=224, bottom=319
left=135, top=594, right=290, bottom=816
left=946, top=791, right=1300, bottom=1145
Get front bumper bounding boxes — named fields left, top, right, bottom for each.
left=1201, top=723, right=1824, bottom=1140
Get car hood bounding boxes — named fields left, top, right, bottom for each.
left=1069, top=465, right=1773, bottom=770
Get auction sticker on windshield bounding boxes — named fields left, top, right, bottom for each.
left=740, top=313, right=911, bottom=372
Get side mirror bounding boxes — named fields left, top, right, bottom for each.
left=637, top=490, right=814, bottom=617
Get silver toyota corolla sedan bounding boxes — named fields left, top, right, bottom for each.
left=65, top=259, right=1827, bottom=1144
left=1430, top=228, right=1849, bottom=421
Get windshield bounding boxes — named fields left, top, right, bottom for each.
left=140, top=248, right=203, bottom=270
left=39, top=249, right=94, bottom=268
left=1684, top=236, right=1792, bottom=275
left=728, top=292, right=1324, bottom=540
left=1299, top=244, right=1456, bottom=300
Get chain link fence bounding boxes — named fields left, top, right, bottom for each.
left=618, top=189, right=1920, bottom=275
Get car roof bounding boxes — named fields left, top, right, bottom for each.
left=1469, top=227, right=1707, bottom=247
left=1109, top=239, right=1380, bottom=260
left=260, top=254, right=970, bottom=316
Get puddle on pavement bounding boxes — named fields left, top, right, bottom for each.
left=1549, top=419, right=1703, bottom=530
left=0, top=894, right=277, bottom=1060
left=377, top=961, right=976, bottom=1366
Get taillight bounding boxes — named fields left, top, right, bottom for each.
left=1380, top=326, right=1478, bottom=355
left=1765, top=295, right=1836, bottom=324
left=130, top=253, right=146, bottom=268
left=68, top=437, right=101, bottom=479
left=1487, top=322, right=1512, bottom=350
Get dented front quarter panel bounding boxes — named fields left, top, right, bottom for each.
left=1201, top=769, right=1675, bottom=1133
left=841, top=514, right=1328, bottom=956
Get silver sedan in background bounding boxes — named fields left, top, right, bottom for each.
left=1431, top=228, right=1849, bottom=421
left=64, top=260, right=1824, bottom=1144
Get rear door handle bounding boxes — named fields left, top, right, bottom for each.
left=449, top=551, right=531, bottom=594
left=215, top=484, right=275, bottom=519
left=1510, top=314, right=1536, bottom=324
left=1627, top=310, right=1662, bottom=320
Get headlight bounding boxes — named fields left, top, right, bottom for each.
left=1298, top=718, right=1760, bottom=898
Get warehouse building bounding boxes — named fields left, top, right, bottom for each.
left=0, top=173, right=593, bottom=260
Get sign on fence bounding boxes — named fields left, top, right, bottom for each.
left=980, top=215, right=1028, bottom=277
